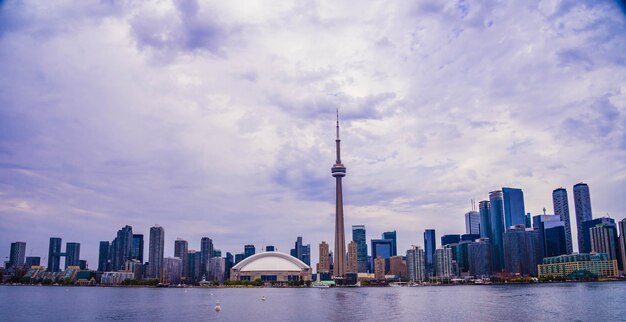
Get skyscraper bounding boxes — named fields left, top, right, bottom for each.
left=573, top=183, right=593, bottom=252
left=435, top=248, right=453, bottom=278
left=374, top=256, right=385, bottom=280
left=533, top=214, right=567, bottom=258
left=465, top=211, right=480, bottom=235
left=503, top=225, right=541, bottom=275
left=187, top=250, right=201, bottom=282
left=619, top=218, right=626, bottom=274
left=111, top=225, right=133, bottom=271
left=244, top=245, right=255, bottom=258
left=163, top=257, right=182, bottom=285
left=552, top=188, right=573, bottom=254
left=318, top=241, right=330, bottom=275
left=389, top=256, right=406, bottom=279
left=352, top=225, right=368, bottom=273
left=331, top=111, right=347, bottom=278
left=8, top=242, right=26, bottom=269
left=347, top=241, right=358, bottom=273
left=441, top=234, right=461, bottom=247
left=468, top=238, right=492, bottom=277
left=406, top=245, right=426, bottom=282
left=65, top=242, right=81, bottom=268
left=371, top=239, right=393, bottom=274
left=25, top=257, right=40, bottom=267
left=98, top=241, right=110, bottom=272
left=148, top=225, right=165, bottom=279
left=502, top=187, right=526, bottom=230
left=382, top=231, right=397, bottom=256
left=424, top=229, right=436, bottom=275
left=47, top=237, right=62, bottom=272
left=132, top=234, right=144, bottom=262
left=174, top=238, right=188, bottom=278
left=200, top=237, right=214, bottom=279
left=581, top=217, right=615, bottom=254
left=479, top=201, right=492, bottom=239
left=290, top=237, right=311, bottom=266
left=489, top=190, right=505, bottom=272
left=590, top=223, right=621, bottom=270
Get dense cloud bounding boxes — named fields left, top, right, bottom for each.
left=1, top=0, right=625, bottom=267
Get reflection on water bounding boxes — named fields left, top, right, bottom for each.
left=0, top=282, right=624, bottom=321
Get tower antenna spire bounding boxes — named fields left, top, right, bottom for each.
left=336, top=108, right=340, bottom=140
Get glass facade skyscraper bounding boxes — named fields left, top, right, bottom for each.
left=244, top=244, right=255, bottom=258
left=98, top=241, right=110, bottom=272
left=489, top=191, right=505, bottom=272
left=424, top=229, right=436, bottom=275
left=479, top=201, right=492, bottom=239
left=8, top=242, right=26, bottom=269
left=590, top=222, right=621, bottom=270
left=111, top=225, right=133, bottom=271
left=581, top=217, right=614, bottom=254
left=148, top=225, right=165, bottom=279
left=65, top=242, right=81, bottom=268
left=47, top=237, right=62, bottom=272
left=352, top=225, right=368, bottom=273
left=619, top=219, right=626, bottom=274
left=502, top=187, right=526, bottom=230
left=465, top=211, right=480, bottom=235
left=290, top=237, right=311, bottom=266
left=132, top=234, right=144, bottom=262
left=552, top=188, right=573, bottom=254
left=371, top=239, right=393, bottom=274
left=441, top=234, right=460, bottom=247
left=200, top=237, right=214, bottom=278
left=503, top=225, right=541, bottom=275
left=533, top=214, right=567, bottom=258
left=382, top=231, right=397, bottom=256
left=468, top=238, right=492, bottom=277
left=573, top=183, right=593, bottom=252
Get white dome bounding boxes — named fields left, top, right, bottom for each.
left=233, top=251, right=310, bottom=272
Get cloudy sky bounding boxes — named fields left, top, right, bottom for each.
left=1, top=0, right=625, bottom=269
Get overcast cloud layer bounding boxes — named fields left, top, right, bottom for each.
left=1, top=0, right=626, bottom=268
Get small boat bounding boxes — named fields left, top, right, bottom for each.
left=311, top=282, right=330, bottom=288
left=261, top=296, right=266, bottom=301
left=215, top=302, right=221, bottom=312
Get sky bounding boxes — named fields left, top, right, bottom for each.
left=1, top=0, right=626, bottom=270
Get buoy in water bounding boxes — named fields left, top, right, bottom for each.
left=261, top=296, right=266, bottom=301
left=215, top=302, right=221, bottom=312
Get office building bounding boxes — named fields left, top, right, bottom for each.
left=620, top=219, right=626, bottom=274
left=290, top=237, right=311, bottom=266
left=406, top=245, right=426, bottom=282
left=111, top=225, right=133, bottom=271
left=441, top=234, right=461, bottom=247
left=461, top=234, right=480, bottom=242
left=131, top=234, right=144, bottom=262
left=580, top=217, right=614, bottom=254
left=47, top=237, right=62, bottom=272
left=538, top=253, right=618, bottom=279
left=265, top=246, right=275, bottom=252
left=209, top=257, right=226, bottom=282
left=453, top=241, right=473, bottom=273
left=374, top=256, right=385, bottom=280
left=98, top=241, right=110, bottom=272
left=200, top=237, right=214, bottom=278
left=573, top=183, right=593, bottom=252
left=533, top=214, right=567, bottom=258
left=371, top=239, right=393, bottom=274
left=435, top=248, right=453, bottom=278
left=244, top=244, right=255, bottom=258
left=552, top=188, right=574, bottom=254
left=213, top=249, right=222, bottom=258
left=489, top=190, right=505, bottom=272
left=424, top=229, right=436, bottom=275
left=347, top=241, right=358, bottom=273
left=465, top=211, right=480, bottom=235
left=187, top=250, right=201, bottom=282
left=331, top=113, right=348, bottom=278
left=352, top=225, right=368, bottom=273
left=389, top=256, right=406, bottom=279
left=148, top=225, right=165, bottom=279
left=234, top=253, right=244, bottom=264
left=590, top=223, right=621, bottom=270
left=503, top=225, right=541, bottom=275
left=174, top=239, right=188, bottom=278
left=8, top=242, right=26, bottom=269
left=65, top=242, right=81, bottom=268
left=479, top=201, right=492, bottom=239
left=502, top=187, right=526, bottom=230
left=224, top=252, right=234, bottom=280
left=525, top=213, right=532, bottom=228
left=162, top=257, right=182, bottom=284
left=382, top=231, right=397, bottom=257
left=468, top=238, right=492, bottom=277
left=25, top=256, right=40, bottom=268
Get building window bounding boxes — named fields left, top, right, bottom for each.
left=261, top=275, right=277, bottom=282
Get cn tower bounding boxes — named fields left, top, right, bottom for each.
left=331, top=110, right=347, bottom=278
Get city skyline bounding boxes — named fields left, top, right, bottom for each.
left=2, top=1, right=626, bottom=269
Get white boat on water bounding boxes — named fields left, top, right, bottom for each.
left=311, top=282, right=330, bottom=288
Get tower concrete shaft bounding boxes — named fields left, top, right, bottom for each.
left=331, top=111, right=347, bottom=278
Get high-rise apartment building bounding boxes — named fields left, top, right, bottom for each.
left=424, top=229, right=436, bottom=275
left=25, top=257, right=40, bottom=267
left=468, top=238, right=492, bottom=277
left=98, top=241, right=110, bottom=272
left=590, top=223, right=621, bottom=270
left=347, top=241, right=358, bottom=273
left=352, top=225, right=368, bottom=273
left=502, top=187, right=526, bottom=230
left=318, top=241, right=330, bottom=274
left=65, top=242, right=81, bottom=268
left=389, top=256, right=406, bottom=278
left=47, top=237, right=62, bottom=272
left=8, top=242, right=26, bottom=269
left=163, top=257, right=182, bottom=284
left=406, top=245, right=426, bottom=282
left=465, top=211, right=480, bottom=235
left=479, top=201, right=492, bottom=239
left=435, top=248, right=453, bottom=278
left=174, top=238, right=188, bottom=278
left=581, top=217, right=614, bottom=254
left=200, top=237, right=214, bottom=278
left=148, top=225, right=165, bottom=279
left=244, top=244, right=255, bottom=258
left=553, top=188, right=573, bottom=254
left=132, top=234, right=144, bottom=262
left=619, top=219, right=626, bottom=273
left=187, top=250, right=201, bottom=282
left=573, top=183, right=593, bottom=252
left=374, top=256, right=385, bottom=280
left=503, top=225, right=541, bottom=275
left=489, top=191, right=505, bottom=272
left=111, top=225, right=133, bottom=271
left=208, top=257, right=226, bottom=282
left=290, top=237, right=311, bottom=266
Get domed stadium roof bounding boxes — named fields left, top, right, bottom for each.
left=232, top=251, right=310, bottom=272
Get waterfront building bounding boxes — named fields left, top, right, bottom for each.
left=290, top=237, right=311, bottom=266
left=573, top=183, right=593, bottom=252
left=148, top=225, right=165, bottom=279
left=8, top=242, right=26, bottom=269
left=620, top=219, right=626, bottom=274
left=47, top=237, right=63, bottom=272
left=187, top=250, right=201, bottom=282
left=79, top=260, right=87, bottom=270
left=318, top=241, right=330, bottom=273
left=374, top=256, right=385, bottom=280
left=347, top=241, right=358, bottom=273
left=98, top=241, right=110, bottom=272
left=163, top=257, right=182, bottom=284
left=224, top=252, right=234, bottom=280
left=382, top=231, right=397, bottom=256
left=590, top=223, right=621, bottom=270
left=124, top=259, right=143, bottom=280
left=25, top=256, right=40, bottom=268
left=424, top=229, right=436, bottom=275
left=454, top=241, right=473, bottom=274
left=503, top=225, right=541, bottom=275
left=502, top=187, right=526, bottom=230
left=101, top=271, right=135, bottom=285
left=468, top=238, right=492, bottom=277
left=465, top=211, right=480, bottom=235
left=552, top=188, right=573, bottom=254
left=131, top=234, right=144, bottom=262
left=581, top=217, right=615, bottom=254
left=538, top=253, right=618, bottom=279
left=406, top=245, right=426, bottom=282
left=371, top=239, right=393, bottom=274
left=65, top=242, right=81, bottom=268
left=489, top=191, right=505, bottom=272
left=331, top=112, right=348, bottom=278
left=209, top=257, right=226, bottom=282
left=461, top=234, right=480, bottom=242
left=200, top=237, right=214, bottom=278
left=479, top=201, right=492, bottom=239
left=435, top=248, right=454, bottom=278
left=533, top=214, right=567, bottom=258
left=265, top=246, right=275, bottom=251
left=441, top=234, right=461, bottom=247
left=174, top=239, right=188, bottom=278
left=352, top=225, right=368, bottom=273
left=230, top=251, right=312, bottom=282
left=389, top=255, right=406, bottom=279
left=110, top=225, right=134, bottom=271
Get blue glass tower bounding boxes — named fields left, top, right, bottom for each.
left=352, top=225, right=368, bottom=273
left=479, top=201, right=492, bottom=239
left=489, top=191, right=505, bottom=272
left=424, top=229, right=436, bottom=275
left=441, top=234, right=461, bottom=247
left=552, top=188, right=573, bottom=254
left=573, top=183, right=593, bottom=252
left=502, top=187, right=526, bottom=230
left=382, top=231, right=397, bottom=256
left=581, top=217, right=615, bottom=254
left=371, top=239, right=393, bottom=274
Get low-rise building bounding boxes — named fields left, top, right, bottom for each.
left=538, top=253, right=618, bottom=279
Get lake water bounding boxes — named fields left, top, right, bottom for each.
left=1, top=282, right=625, bottom=321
